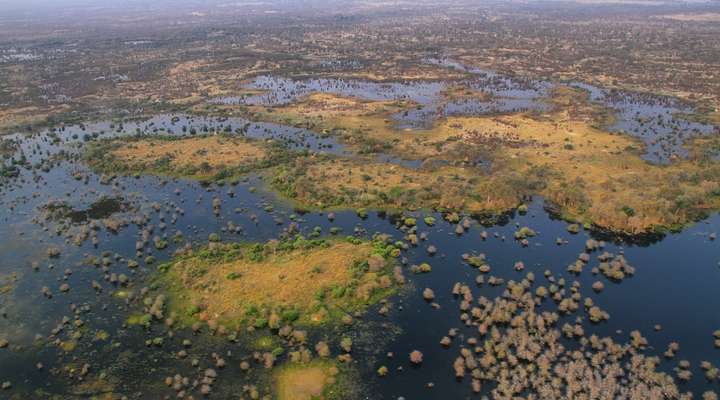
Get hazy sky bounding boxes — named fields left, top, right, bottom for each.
left=1, top=0, right=211, bottom=13
left=1, top=0, right=717, bottom=17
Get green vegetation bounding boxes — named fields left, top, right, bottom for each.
left=261, top=87, right=720, bottom=235
left=270, top=155, right=523, bottom=215
left=83, top=134, right=295, bottom=185
left=273, top=359, right=359, bottom=400
left=153, top=235, right=403, bottom=328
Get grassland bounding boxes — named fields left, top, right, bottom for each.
left=83, top=134, right=291, bottom=184
left=80, top=84, right=720, bottom=235
left=271, top=156, right=522, bottom=216
left=154, top=236, right=402, bottom=328
left=273, top=360, right=349, bottom=400
left=3, top=0, right=720, bottom=139
left=258, top=86, right=720, bottom=235
left=110, top=136, right=265, bottom=170
left=681, top=106, right=720, bottom=126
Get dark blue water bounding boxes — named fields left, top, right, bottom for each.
left=1, top=113, right=719, bottom=397
left=570, top=84, right=718, bottom=163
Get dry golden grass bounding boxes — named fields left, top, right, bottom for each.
left=111, top=135, right=266, bottom=172
left=0, top=105, right=62, bottom=133
left=339, top=60, right=468, bottom=82
left=266, top=88, right=720, bottom=233
left=279, top=93, right=396, bottom=119
left=287, top=157, right=519, bottom=213
left=249, top=93, right=403, bottom=135
left=701, top=109, right=720, bottom=125
left=441, top=84, right=494, bottom=102
left=251, top=93, right=455, bottom=159
left=274, top=361, right=339, bottom=400
left=168, top=60, right=210, bottom=76
left=433, top=113, right=720, bottom=233
left=168, top=241, right=380, bottom=323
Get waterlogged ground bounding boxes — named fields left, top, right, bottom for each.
left=1, top=73, right=720, bottom=399
left=217, top=65, right=551, bottom=131
left=217, top=58, right=717, bottom=164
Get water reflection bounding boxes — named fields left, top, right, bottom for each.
left=0, top=74, right=718, bottom=398
left=210, top=59, right=719, bottom=164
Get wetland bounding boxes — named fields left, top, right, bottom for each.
left=1, top=0, right=720, bottom=399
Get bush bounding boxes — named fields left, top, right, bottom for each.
left=621, top=205, right=636, bottom=217
left=281, top=309, right=300, bottom=322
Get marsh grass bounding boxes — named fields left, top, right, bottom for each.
left=273, top=359, right=359, bottom=400
left=261, top=88, right=720, bottom=235
left=154, top=235, right=401, bottom=328
left=84, top=134, right=293, bottom=184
